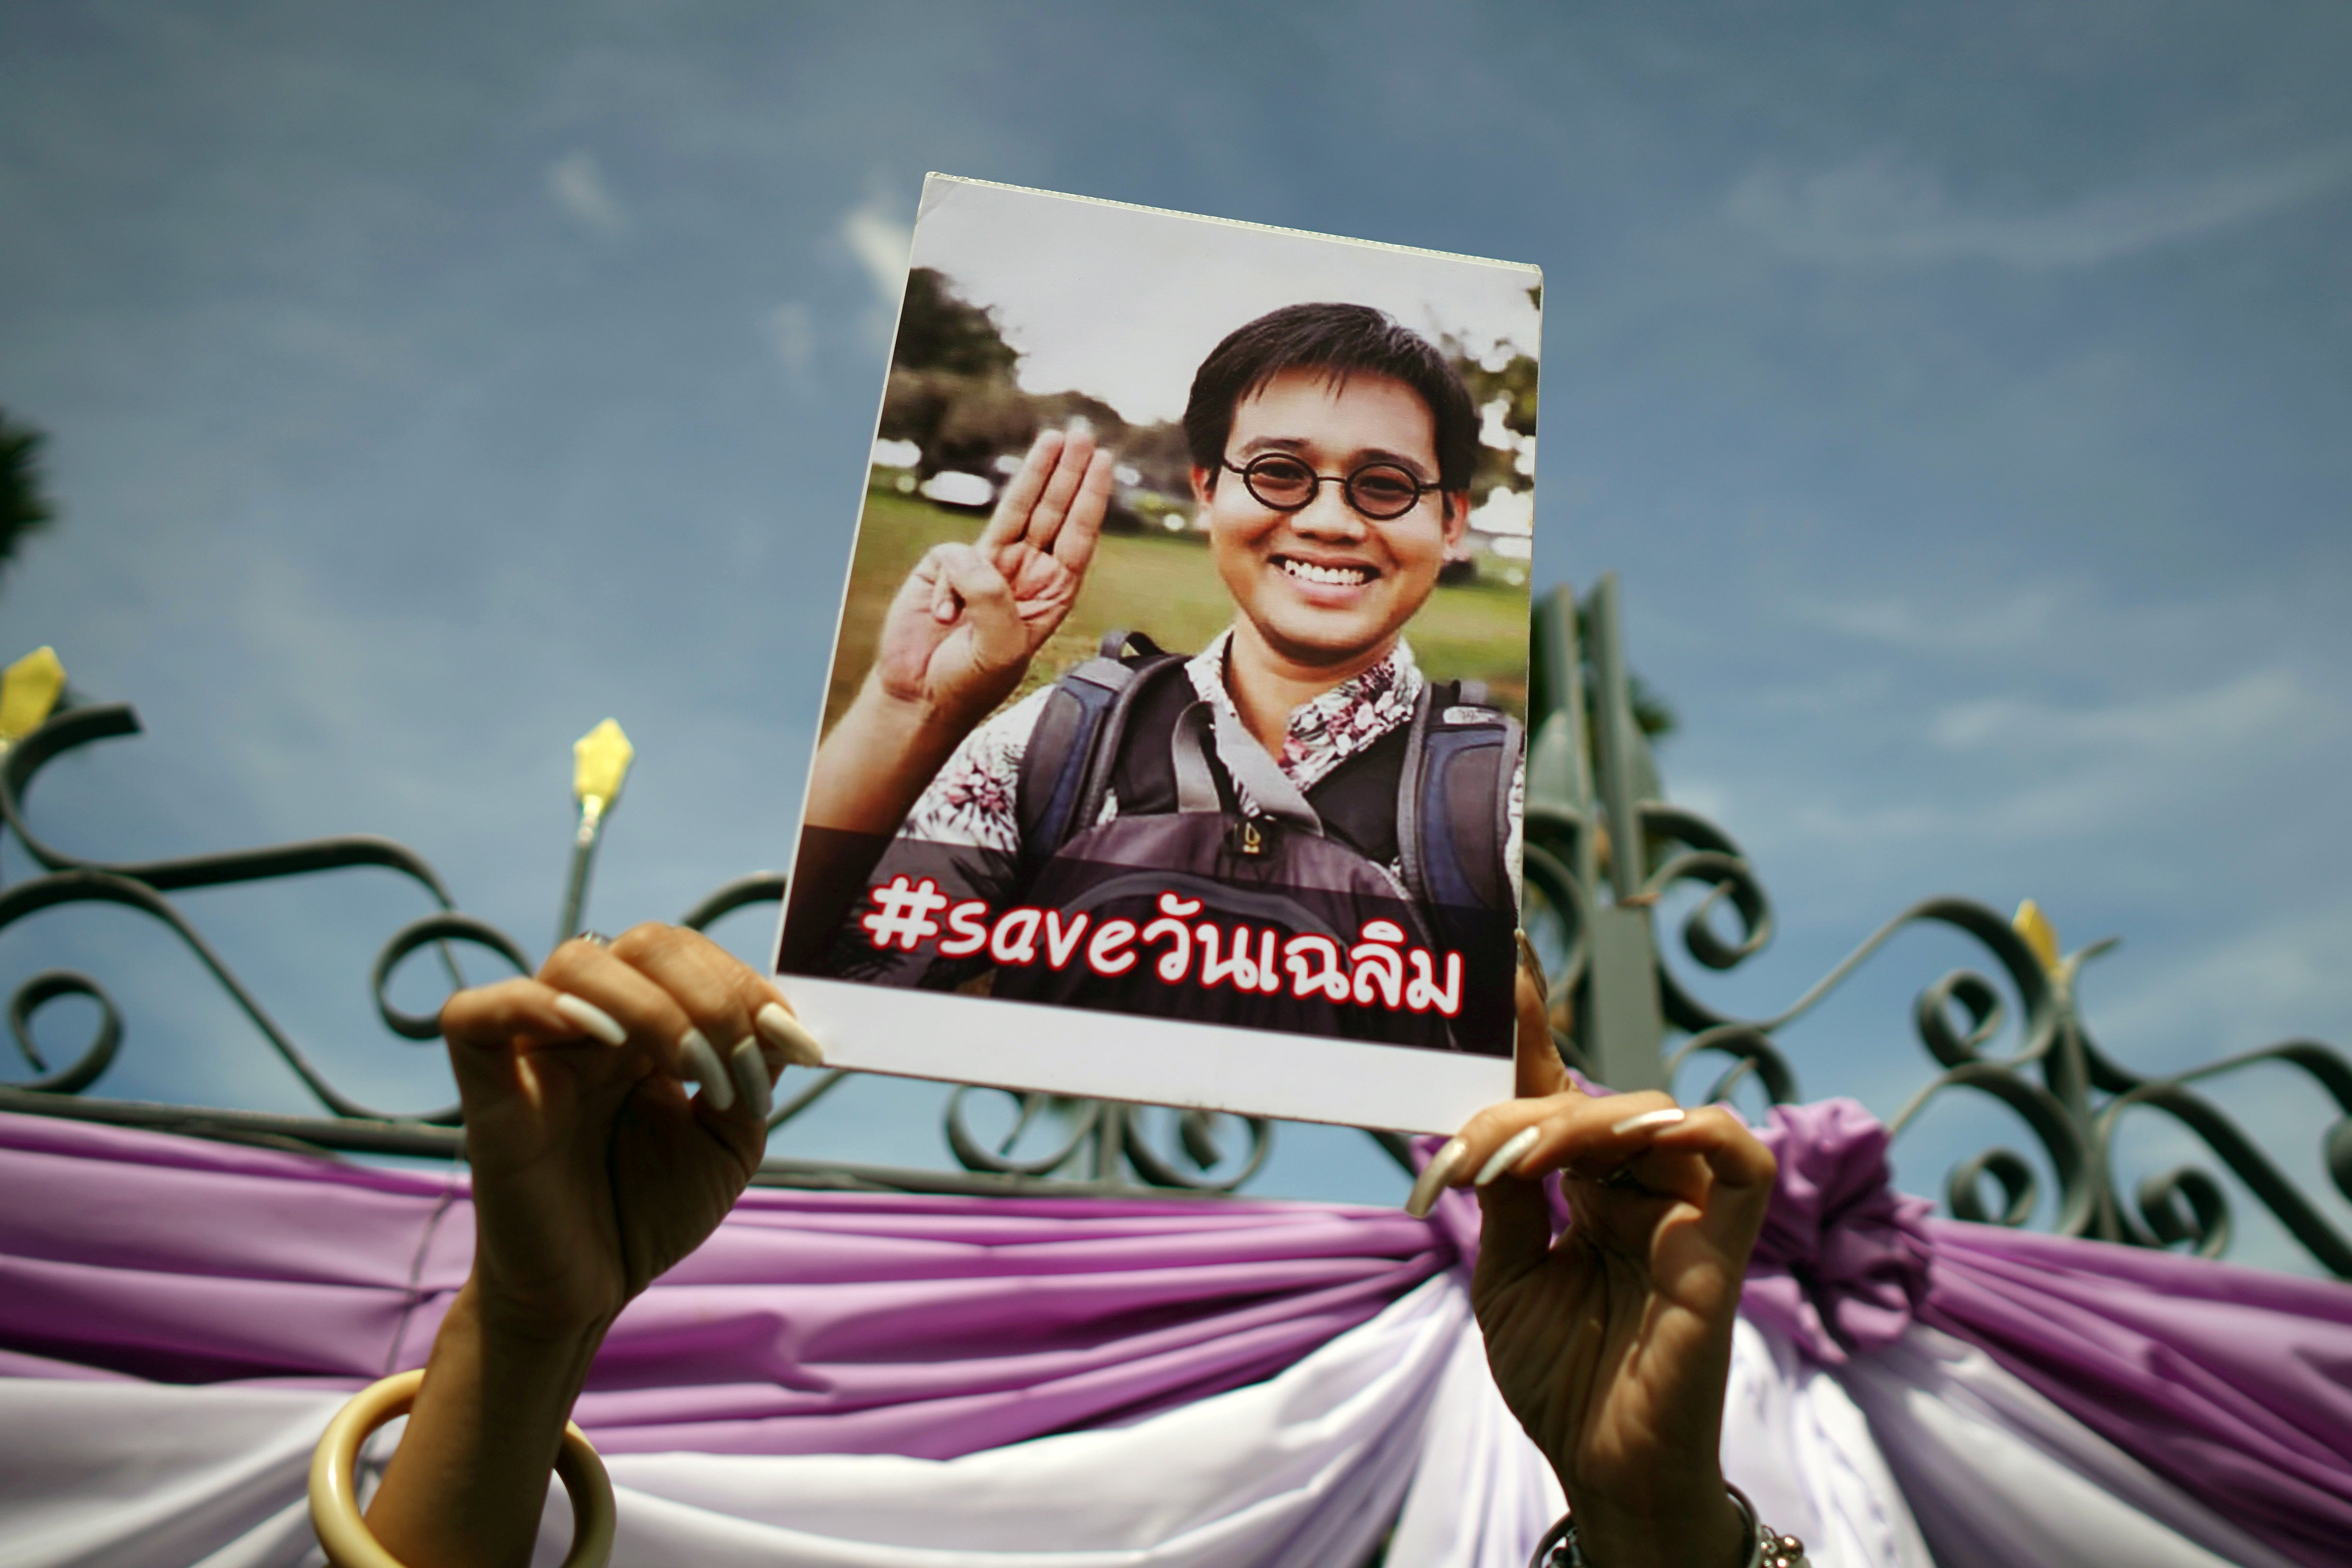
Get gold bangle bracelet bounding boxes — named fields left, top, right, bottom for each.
left=309, top=1368, right=617, bottom=1568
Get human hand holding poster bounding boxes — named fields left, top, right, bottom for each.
left=775, top=175, right=1540, bottom=1134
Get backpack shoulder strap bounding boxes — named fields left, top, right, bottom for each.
left=1015, top=630, right=1183, bottom=865
left=1396, top=680, right=1523, bottom=916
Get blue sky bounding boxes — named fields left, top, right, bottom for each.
left=4, top=2, right=2349, bottom=1268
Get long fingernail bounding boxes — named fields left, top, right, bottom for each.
left=756, top=1003, right=825, bottom=1068
left=729, top=1038, right=772, bottom=1123
left=1475, top=1126, right=1541, bottom=1187
left=1405, top=1138, right=1470, bottom=1219
left=1610, top=1107, right=1685, bottom=1136
left=1515, top=929, right=1548, bottom=991
left=553, top=994, right=626, bottom=1046
left=679, top=1028, right=733, bottom=1112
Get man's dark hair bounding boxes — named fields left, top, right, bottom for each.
left=1182, top=303, right=1478, bottom=495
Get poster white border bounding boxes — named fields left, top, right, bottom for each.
left=775, top=975, right=1515, bottom=1136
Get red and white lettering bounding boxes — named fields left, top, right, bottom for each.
left=1283, top=934, right=1350, bottom=1001
left=937, top=899, right=992, bottom=958
left=1195, top=923, right=1258, bottom=990
left=1405, top=948, right=1464, bottom=1016
left=1141, top=910, right=1193, bottom=983
left=1350, top=920, right=1408, bottom=1010
left=989, top=907, right=1043, bottom=966
left=1086, top=918, right=1138, bottom=976
left=1042, top=910, right=1090, bottom=970
left=859, top=875, right=949, bottom=952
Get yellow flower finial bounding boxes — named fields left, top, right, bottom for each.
left=2013, top=898, right=2060, bottom=974
left=0, top=647, right=66, bottom=742
left=572, top=719, right=634, bottom=815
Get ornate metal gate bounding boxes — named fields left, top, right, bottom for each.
left=4, top=592, right=2347, bottom=1274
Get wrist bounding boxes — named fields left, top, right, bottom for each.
left=806, top=678, right=987, bottom=836
left=1558, top=1485, right=1745, bottom=1568
left=860, top=669, right=1005, bottom=748
left=461, top=1272, right=615, bottom=1364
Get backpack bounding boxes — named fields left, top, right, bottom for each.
left=994, top=631, right=1521, bottom=1054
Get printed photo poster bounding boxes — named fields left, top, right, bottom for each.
left=775, top=175, right=1540, bottom=1134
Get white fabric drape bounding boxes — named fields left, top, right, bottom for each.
left=0, top=1278, right=1461, bottom=1568
left=1720, top=1319, right=1935, bottom=1568
left=0, top=1280, right=2294, bottom=1568
left=1837, top=1325, right=2304, bottom=1568
left=1386, top=1320, right=1563, bottom=1568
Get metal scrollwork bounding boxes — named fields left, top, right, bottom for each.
left=0, top=699, right=1287, bottom=1198
left=943, top=1086, right=1272, bottom=1192
left=3, top=705, right=468, bottom=1122
left=1525, top=575, right=2352, bottom=1278
left=9, top=969, right=120, bottom=1094
left=1627, top=798, right=2346, bottom=1271
left=12, top=578, right=2352, bottom=1263
left=2086, top=1038, right=2352, bottom=1274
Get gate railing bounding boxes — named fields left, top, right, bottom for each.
left=0, top=666, right=1275, bottom=1196
left=6, top=605, right=2349, bottom=1273
left=1517, top=579, right=2352, bottom=1276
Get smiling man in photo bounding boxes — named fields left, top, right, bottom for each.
left=785, top=303, right=1522, bottom=1053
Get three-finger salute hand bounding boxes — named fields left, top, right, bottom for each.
left=979, top=423, right=1116, bottom=627
left=875, top=541, right=1024, bottom=716
left=871, top=425, right=1115, bottom=727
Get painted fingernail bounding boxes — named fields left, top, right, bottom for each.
left=678, top=1028, right=733, bottom=1112
left=1404, top=1138, right=1471, bottom=1219
left=1475, top=1126, right=1542, bottom=1187
left=756, top=1003, right=826, bottom=1068
left=1515, top=929, right=1547, bottom=991
left=729, top=1038, right=772, bottom=1124
left=1610, top=1107, right=1686, bottom=1136
left=553, top=993, right=626, bottom=1046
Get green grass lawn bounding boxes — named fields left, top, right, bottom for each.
left=820, top=490, right=1529, bottom=735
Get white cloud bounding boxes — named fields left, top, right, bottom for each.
left=2088, top=898, right=2352, bottom=1068
left=1928, top=669, right=2312, bottom=755
left=842, top=191, right=912, bottom=305
left=1730, top=144, right=2352, bottom=269
left=839, top=191, right=913, bottom=343
left=1811, top=668, right=2325, bottom=844
left=1794, top=582, right=2070, bottom=654
left=1720, top=658, right=2334, bottom=857
left=547, top=149, right=626, bottom=234
left=765, top=300, right=815, bottom=380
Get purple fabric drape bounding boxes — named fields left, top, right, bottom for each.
left=1745, top=1099, right=2352, bottom=1568
left=1744, top=1097, right=1936, bottom=1364
left=10, top=1099, right=2352, bottom=1565
left=1923, top=1222, right=2352, bottom=1568
left=0, top=1112, right=1450, bottom=1457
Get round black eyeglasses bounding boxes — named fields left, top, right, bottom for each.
left=1221, top=454, right=1444, bottom=521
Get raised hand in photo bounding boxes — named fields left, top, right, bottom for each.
left=874, top=425, right=1116, bottom=730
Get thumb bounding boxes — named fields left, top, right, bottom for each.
left=1515, top=935, right=1572, bottom=1099
left=933, top=544, right=1025, bottom=666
